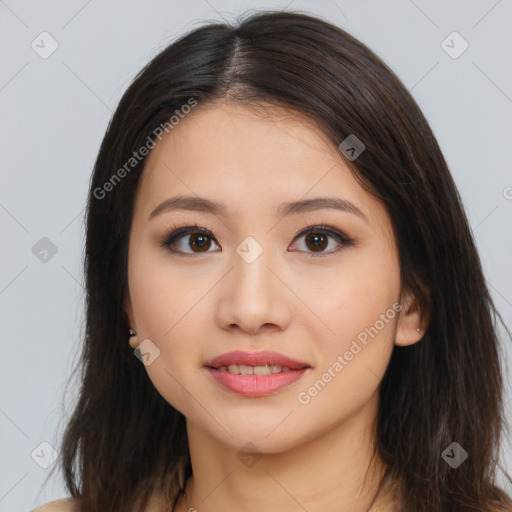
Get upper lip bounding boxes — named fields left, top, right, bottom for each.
left=205, top=350, right=310, bottom=370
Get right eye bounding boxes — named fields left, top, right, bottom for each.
left=160, top=225, right=221, bottom=256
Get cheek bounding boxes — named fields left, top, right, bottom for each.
left=128, top=244, right=188, bottom=338
left=130, top=269, right=171, bottom=337
left=128, top=248, right=209, bottom=409
left=297, top=282, right=398, bottom=419
left=297, top=251, right=400, bottom=413
left=306, top=247, right=400, bottom=353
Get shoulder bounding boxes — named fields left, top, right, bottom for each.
left=29, top=494, right=168, bottom=512
left=368, top=473, right=402, bottom=512
left=29, top=497, right=78, bottom=512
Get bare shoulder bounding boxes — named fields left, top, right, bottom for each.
left=29, top=497, right=78, bottom=512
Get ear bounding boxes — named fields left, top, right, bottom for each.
left=395, top=286, right=428, bottom=347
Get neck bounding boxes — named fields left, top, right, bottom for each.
left=177, top=393, right=387, bottom=512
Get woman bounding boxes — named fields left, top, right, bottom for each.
left=32, top=9, right=512, bottom=512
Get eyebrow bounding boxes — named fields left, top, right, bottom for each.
left=148, top=195, right=369, bottom=225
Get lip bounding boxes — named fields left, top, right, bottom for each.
left=206, top=367, right=309, bottom=397
left=204, top=350, right=311, bottom=397
left=204, top=350, right=310, bottom=370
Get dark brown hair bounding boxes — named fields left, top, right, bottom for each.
left=46, top=9, right=512, bottom=512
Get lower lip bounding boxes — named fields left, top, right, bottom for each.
left=206, top=367, right=309, bottom=397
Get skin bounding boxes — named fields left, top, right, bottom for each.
left=124, top=100, right=426, bottom=512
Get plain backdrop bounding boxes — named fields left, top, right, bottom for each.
left=1, top=1, right=511, bottom=510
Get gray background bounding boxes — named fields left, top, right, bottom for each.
left=1, top=1, right=511, bottom=510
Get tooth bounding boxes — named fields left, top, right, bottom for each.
left=228, top=364, right=240, bottom=374
left=221, top=364, right=291, bottom=375
left=253, top=365, right=272, bottom=375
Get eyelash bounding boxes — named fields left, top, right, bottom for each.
left=159, top=222, right=356, bottom=258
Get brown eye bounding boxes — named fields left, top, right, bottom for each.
left=161, top=227, right=220, bottom=255
left=304, top=232, right=329, bottom=252
left=187, top=233, right=212, bottom=252
left=290, top=225, right=356, bottom=257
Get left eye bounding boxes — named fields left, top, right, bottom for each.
left=161, top=224, right=355, bottom=257
left=290, top=225, right=355, bottom=256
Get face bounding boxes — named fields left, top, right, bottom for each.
left=125, top=100, right=423, bottom=454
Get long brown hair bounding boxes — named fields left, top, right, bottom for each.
left=46, top=9, right=512, bottom=511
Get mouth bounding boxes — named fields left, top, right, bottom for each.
left=204, top=350, right=311, bottom=372
left=204, top=350, right=311, bottom=396
left=206, top=364, right=309, bottom=375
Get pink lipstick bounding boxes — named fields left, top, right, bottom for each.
left=204, top=350, right=311, bottom=397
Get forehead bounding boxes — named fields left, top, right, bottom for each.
left=134, top=101, right=391, bottom=235
left=141, top=100, right=336, bottom=184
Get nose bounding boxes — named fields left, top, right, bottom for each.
left=213, top=247, right=292, bottom=335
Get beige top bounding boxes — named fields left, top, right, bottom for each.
left=367, top=474, right=400, bottom=512
left=29, top=498, right=77, bottom=512
left=29, top=477, right=400, bottom=512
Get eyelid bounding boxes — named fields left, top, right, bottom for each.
left=293, top=223, right=351, bottom=241
left=160, top=223, right=219, bottom=253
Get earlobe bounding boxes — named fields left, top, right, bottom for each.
left=128, top=329, right=139, bottom=349
left=395, top=288, right=428, bottom=347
